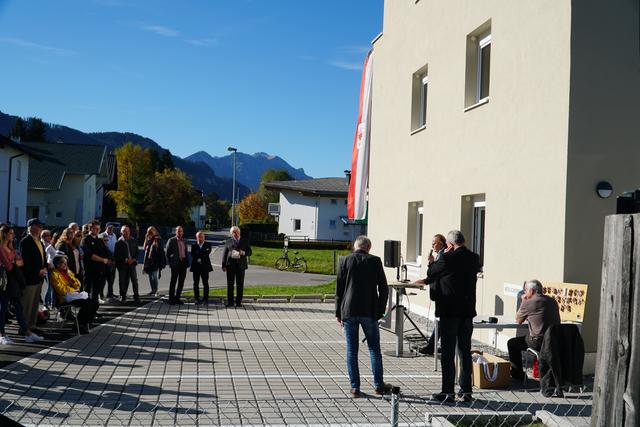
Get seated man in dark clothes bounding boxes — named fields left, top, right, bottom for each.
left=507, top=279, right=560, bottom=380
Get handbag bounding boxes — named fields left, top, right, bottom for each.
left=0, top=267, right=7, bottom=292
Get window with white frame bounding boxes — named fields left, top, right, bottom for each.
left=472, top=201, right=485, bottom=266
left=464, top=21, right=492, bottom=108
left=293, top=219, right=301, bottom=231
left=406, top=202, right=424, bottom=264
left=410, top=66, right=429, bottom=131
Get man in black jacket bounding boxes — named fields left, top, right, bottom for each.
left=221, top=226, right=251, bottom=307
left=165, top=226, right=190, bottom=305
left=335, top=235, right=390, bottom=398
left=19, top=218, right=47, bottom=334
left=81, top=220, right=112, bottom=303
left=190, top=231, right=212, bottom=305
left=114, top=225, right=141, bottom=305
left=426, top=230, right=481, bottom=403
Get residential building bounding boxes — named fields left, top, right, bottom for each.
left=367, top=0, right=640, bottom=373
left=24, top=142, right=113, bottom=227
left=190, top=190, right=207, bottom=229
left=265, top=178, right=366, bottom=241
left=0, top=136, right=43, bottom=226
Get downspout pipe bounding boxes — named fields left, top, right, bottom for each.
left=6, top=153, right=25, bottom=225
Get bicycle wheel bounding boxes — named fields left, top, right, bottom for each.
left=275, top=257, right=290, bottom=270
left=291, top=259, right=307, bottom=273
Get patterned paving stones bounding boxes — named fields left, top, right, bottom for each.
left=0, top=301, right=591, bottom=426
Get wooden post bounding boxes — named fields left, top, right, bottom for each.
left=592, top=214, right=640, bottom=427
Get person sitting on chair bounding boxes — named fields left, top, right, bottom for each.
left=507, top=279, right=560, bottom=380
left=50, top=254, right=99, bottom=334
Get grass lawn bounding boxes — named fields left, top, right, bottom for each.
left=248, top=246, right=350, bottom=275
left=182, top=280, right=336, bottom=297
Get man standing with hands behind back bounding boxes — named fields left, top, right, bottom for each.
left=426, top=230, right=480, bottom=403
left=190, top=231, right=213, bottom=305
left=222, top=226, right=251, bottom=307
left=114, top=225, right=141, bottom=305
left=19, top=218, right=48, bottom=335
left=165, top=226, right=189, bottom=305
left=335, top=235, right=391, bottom=398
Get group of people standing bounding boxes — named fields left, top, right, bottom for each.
left=0, top=219, right=253, bottom=342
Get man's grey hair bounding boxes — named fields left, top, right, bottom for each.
left=353, top=235, right=371, bottom=253
left=525, top=279, right=543, bottom=294
left=230, top=226, right=240, bottom=235
left=446, top=230, right=465, bottom=245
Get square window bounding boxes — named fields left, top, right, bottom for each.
left=411, top=66, right=429, bottom=131
left=331, top=199, right=337, bottom=205
left=329, top=220, right=336, bottom=229
left=293, top=219, right=301, bottom=231
left=461, top=194, right=485, bottom=267
left=464, top=21, right=491, bottom=108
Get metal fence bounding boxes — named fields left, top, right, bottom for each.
left=0, top=386, right=592, bottom=426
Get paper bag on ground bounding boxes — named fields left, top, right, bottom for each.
left=471, top=353, right=511, bottom=389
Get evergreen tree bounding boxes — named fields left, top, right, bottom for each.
left=25, top=117, right=47, bottom=142
left=9, top=117, right=26, bottom=141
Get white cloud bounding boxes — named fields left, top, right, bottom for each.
left=187, top=38, right=219, bottom=47
left=142, top=25, right=180, bottom=37
left=0, top=37, right=76, bottom=56
left=327, top=60, right=361, bottom=71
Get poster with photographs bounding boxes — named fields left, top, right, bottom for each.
left=542, top=282, right=588, bottom=322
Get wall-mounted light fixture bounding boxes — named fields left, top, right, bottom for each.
left=596, top=181, right=613, bottom=199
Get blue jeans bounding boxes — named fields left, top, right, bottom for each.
left=147, top=270, right=159, bottom=293
left=343, top=317, right=384, bottom=391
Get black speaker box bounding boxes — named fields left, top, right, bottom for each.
left=384, top=240, right=400, bottom=268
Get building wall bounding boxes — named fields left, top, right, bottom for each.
left=368, top=0, right=573, bottom=349
left=562, top=0, right=640, bottom=352
left=0, top=147, right=29, bottom=226
left=29, top=174, right=98, bottom=227
left=277, top=191, right=352, bottom=240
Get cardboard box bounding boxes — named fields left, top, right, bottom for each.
left=472, top=353, right=511, bottom=389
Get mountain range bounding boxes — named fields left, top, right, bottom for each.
left=0, top=110, right=312, bottom=199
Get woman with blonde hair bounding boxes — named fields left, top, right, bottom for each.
left=0, top=225, right=44, bottom=344
left=143, top=226, right=158, bottom=252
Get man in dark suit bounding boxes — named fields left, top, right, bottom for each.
left=81, top=220, right=112, bottom=303
left=190, top=231, right=213, bottom=305
left=19, top=218, right=47, bottom=334
left=335, top=235, right=390, bottom=398
left=426, top=230, right=481, bottom=403
left=114, top=225, right=141, bottom=305
left=165, top=226, right=189, bottom=305
left=222, top=226, right=251, bottom=307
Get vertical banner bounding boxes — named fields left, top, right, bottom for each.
left=347, top=50, right=373, bottom=221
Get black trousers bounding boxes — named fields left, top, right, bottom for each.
left=169, top=259, right=188, bottom=302
left=85, top=272, right=106, bottom=303
left=226, top=267, right=245, bottom=305
left=118, top=264, right=139, bottom=300
left=439, top=317, right=473, bottom=394
left=70, top=298, right=99, bottom=326
left=105, top=265, right=117, bottom=297
left=192, top=270, right=210, bottom=302
left=507, top=334, right=544, bottom=374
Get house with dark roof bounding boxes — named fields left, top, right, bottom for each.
left=264, top=177, right=365, bottom=241
left=0, top=136, right=45, bottom=226
left=23, top=142, right=114, bottom=227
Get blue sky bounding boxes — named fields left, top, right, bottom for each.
left=0, top=0, right=383, bottom=178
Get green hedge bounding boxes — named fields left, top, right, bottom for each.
left=255, top=240, right=352, bottom=250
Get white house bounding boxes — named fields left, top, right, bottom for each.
left=264, top=178, right=366, bottom=241
left=24, top=142, right=113, bottom=227
left=189, top=190, right=207, bottom=229
left=0, top=136, right=44, bottom=226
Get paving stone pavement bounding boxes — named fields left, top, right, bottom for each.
left=0, top=301, right=592, bottom=426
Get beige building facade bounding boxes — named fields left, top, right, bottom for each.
left=367, top=0, right=640, bottom=372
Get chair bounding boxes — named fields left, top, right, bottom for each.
left=521, top=347, right=541, bottom=387
left=52, top=298, right=82, bottom=336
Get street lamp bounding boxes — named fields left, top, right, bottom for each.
left=227, top=146, right=237, bottom=226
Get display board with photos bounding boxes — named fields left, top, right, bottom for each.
left=541, top=282, right=588, bottom=322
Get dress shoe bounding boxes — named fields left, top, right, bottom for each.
left=510, top=369, right=525, bottom=381
left=457, top=392, right=473, bottom=403
left=225, top=304, right=233, bottom=308
left=418, top=345, right=434, bottom=356
left=350, top=389, right=361, bottom=398
left=374, top=383, right=393, bottom=395
left=431, top=392, right=455, bottom=403
left=235, top=303, right=243, bottom=308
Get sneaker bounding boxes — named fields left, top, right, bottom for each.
left=25, top=333, right=44, bottom=343
left=0, top=336, right=14, bottom=345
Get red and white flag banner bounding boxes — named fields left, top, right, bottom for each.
left=347, top=50, right=373, bottom=221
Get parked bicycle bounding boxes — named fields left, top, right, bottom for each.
left=274, top=247, right=307, bottom=273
